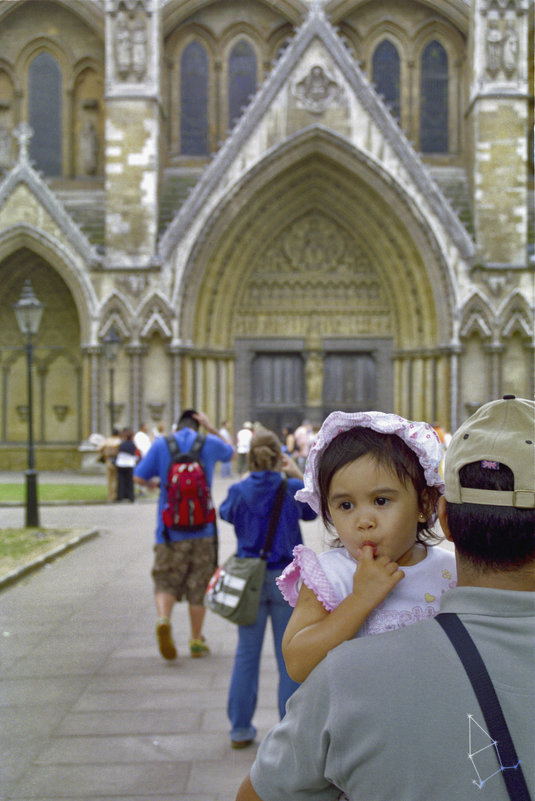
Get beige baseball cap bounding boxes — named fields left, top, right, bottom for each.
left=444, top=395, right=535, bottom=509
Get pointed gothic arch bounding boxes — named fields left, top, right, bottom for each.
left=137, top=292, right=174, bottom=341
left=175, top=127, right=457, bottom=350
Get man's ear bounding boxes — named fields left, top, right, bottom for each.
left=437, top=495, right=453, bottom=542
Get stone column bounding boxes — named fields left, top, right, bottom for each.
left=168, top=345, right=183, bottom=425
left=484, top=342, right=504, bottom=399
left=468, top=0, right=530, bottom=266
left=82, top=345, right=101, bottom=436
left=104, top=0, right=161, bottom=268
left=126, top=344, right=146, bottom=429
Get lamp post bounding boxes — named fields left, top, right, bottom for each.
left=13, top=279, right=44, bottom=528
left=102, top=326, right=121, bottom=434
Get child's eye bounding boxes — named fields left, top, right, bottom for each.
left=375, top=497, right=390, bottom=506
left=339, top=501, right=354, bottom=511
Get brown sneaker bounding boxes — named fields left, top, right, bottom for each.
left=156, top=618, right=177, bottom=660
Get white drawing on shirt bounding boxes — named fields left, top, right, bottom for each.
left=467, top=714, right=522, bottom=790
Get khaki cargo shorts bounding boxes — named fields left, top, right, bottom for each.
left=152, top=537, right=216, bottom=605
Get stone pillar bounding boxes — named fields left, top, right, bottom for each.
left=168, top=345, right=183, bottom=424
left=468, top=0, right=530, bottom=266
left=104, top=0, right=161, bottom=268
left=83, top=346, right=101, bottom=435
left=484, top=342, right=504, bottom=399
left=126, top=344, right=146, bottom=429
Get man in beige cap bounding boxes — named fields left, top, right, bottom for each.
left=236, top=395, right=534, bottom=801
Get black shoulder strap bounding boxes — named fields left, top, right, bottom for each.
left=259, top=478, right=288, bottom=561
left=436, top=612, right=532, bottom=801
left=165, top=432, right=205, bottom=463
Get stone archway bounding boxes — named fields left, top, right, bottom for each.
left=176, top=135, right=455, bottom=426
left=0, top=248, right=84, bottom=467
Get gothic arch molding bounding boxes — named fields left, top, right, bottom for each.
left=99, top=291, right=134, bottom=342
left=498, top=291, right=534, bottom=341
left=0, top=225, right=97, bottom=344
left=326, top=0, right=470, bottom=33
left=175, top=127, right=458, bottom=347
left=459, top=292, right=494, bottom=340
left=162, top=0, right=306, bottom=37
left=136, top=291, right=174, bottom=341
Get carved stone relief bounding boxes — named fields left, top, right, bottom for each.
left=481, top=1, right=524, bottom=81
left=116, top=274, right=148, bottom=298
left=81, top=120, right=99, bottom=175
left=0, top=124, right=11, bottom=171
left=236, top=212, right=391, bottom=338
left=112, top=4, right=148, bottom=83
left=292, top=65, right=342, bottom=114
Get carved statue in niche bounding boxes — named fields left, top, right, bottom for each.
left=0, top=124, right=11, bottom=170
left=485, top=19, right=503, bottom=75
left=293, top=65, right=341, bottom=114
left=81, top=120, right=99, bottom=175
left=131, top=16, right=148, bottom=80
left=306, top=352, right=324, bottom=406
left=115, top=10, right=131, bottom=79
left=502, top=23, right=518, bottom=75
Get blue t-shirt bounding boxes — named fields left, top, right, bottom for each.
left=134, top=427, right=233, bottom=544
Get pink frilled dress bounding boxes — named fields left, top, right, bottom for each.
left=277, top=544, right=456, bottom=637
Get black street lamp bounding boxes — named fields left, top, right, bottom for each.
left=102, top=326, right=121, bottom=434
left=13, top=279, right=44, bottom=528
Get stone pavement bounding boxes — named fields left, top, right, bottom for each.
left=0, top=472, right=326, bottom=801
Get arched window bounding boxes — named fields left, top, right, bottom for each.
left=180, top=41, right=209, bottom=155
left=420, top=40, right=449, bottom=153
left=28, top=52, right=62, bottom=175
left=228, top=40, right=256, bottom=129
left=372, top=40, right=400, bottom=122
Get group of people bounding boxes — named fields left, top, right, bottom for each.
left=127, top=398, right=533, bottom=800
left=98, top=421, right=165, bottom=503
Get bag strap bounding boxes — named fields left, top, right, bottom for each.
left=259, top=478, right=288, bottom=561
left=436, top=612, right=531, bottom=800
left=165, top=432, right=206, bottom=464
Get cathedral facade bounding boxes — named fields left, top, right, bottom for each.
left=0, top=0, right=533, bottom=469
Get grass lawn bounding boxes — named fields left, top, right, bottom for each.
left=0, top=526, right=92, bottom=579
left=0, top=483, right=107, bottom=503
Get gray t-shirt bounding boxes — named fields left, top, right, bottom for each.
left=250, top=587, right=535, bottom=801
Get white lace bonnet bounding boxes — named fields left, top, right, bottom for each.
left=294, top=410, right=445, bottom=514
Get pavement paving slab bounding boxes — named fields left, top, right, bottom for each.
left=0, top=473, right=328, bottom=801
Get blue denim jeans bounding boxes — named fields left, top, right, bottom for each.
left=227, top=568, right=299, bottom=743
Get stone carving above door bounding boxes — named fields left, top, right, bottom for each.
left=292, top=65, right=343, bottom=114
left=235, top=211, right=391, bottom=338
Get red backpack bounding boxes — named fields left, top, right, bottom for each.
left=162, top=433, right=215, bottom=536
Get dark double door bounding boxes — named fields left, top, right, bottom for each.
left=251, top=349, right=386, bottom=439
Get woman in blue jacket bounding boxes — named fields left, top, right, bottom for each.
left=219, top=427, right=317, bottom=749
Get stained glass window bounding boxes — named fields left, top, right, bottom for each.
left=372, top=40, right=400, bottom=122
left=228, top=40, right=256, bottom=129
left=420, top=40, right=449, bottom=153
left=28, top=52, right=62, bottom=175
left=180, top=41, right=209, bottom=155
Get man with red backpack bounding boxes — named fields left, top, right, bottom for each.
left=134, top=409, right=234, bottom=660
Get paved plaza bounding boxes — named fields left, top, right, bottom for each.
left=0, top=472, right=325, bottom=801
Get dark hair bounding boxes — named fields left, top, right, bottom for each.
left=177, top=409, right=199, bottom=430
left=317, top=427, right=441, bottom=546
left=445, top=462, right=535, bottom=570
left=248, top=429, right=282, bottom=472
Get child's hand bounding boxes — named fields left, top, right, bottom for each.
left=351, top=545, right=405, bottom=614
